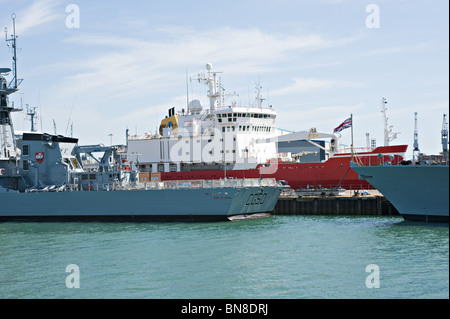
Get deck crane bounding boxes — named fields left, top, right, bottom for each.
left=442, top=114, right=448, bottom=163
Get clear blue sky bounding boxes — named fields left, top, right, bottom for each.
left=1, top=0, right=448, bottom=157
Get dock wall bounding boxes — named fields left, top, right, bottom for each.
left=273, top=196, right=399, bottom=216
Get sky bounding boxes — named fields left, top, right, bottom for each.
left=1, top=0, right=448, bottom=158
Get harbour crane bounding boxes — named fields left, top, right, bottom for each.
left=442, top=114, right=448, bottom=163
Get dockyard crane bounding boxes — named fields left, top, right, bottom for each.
left=413, top=112, right=420, bottom=163
left=442, top=114, right=448, bottom=163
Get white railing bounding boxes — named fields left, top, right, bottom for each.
left=139, top=178, right=278, bottom=190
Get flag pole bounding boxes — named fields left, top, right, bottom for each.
left=350, top=113, right=354, bottom=161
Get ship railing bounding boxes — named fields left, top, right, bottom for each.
left=334, top=147, right=375, bottom=154
left=136, top=178, right=278, bottom=190
left=22, top=178, right=279, bottom=192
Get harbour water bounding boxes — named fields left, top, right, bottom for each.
left=0, top=216, right=448, bottom=299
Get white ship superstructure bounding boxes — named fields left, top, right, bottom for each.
left=127, top=63, right=278, bottom=174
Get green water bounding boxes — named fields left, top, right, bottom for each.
left=0, top=216, right=448, bottom=299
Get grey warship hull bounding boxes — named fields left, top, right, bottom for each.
left=351, top=162, right=449, bottom=222
left=0, top=185, right=281, bottom=222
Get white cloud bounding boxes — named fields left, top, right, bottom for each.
left=14, top=0, right=61, bottom=35
left=357, top=42, right=433, bottom=57
left=271, top=78, right=365, bottom=96
left=52, top=26, right=356, bottom=101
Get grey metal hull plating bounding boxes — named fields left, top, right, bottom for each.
left=351, top=163, right=449, bottom=222
left=0, top=186, right=281, bottom=221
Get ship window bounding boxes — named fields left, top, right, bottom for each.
left=228, top=113, right=232, bottom=117
left=233, top=113, right=236, bottom=117
left=218, top=119, right=222, bottom=123
left=22, top=145, right=29, bottom=156
left=233, top=118, right=236, bottom=122
left=82, top=174, right=89, bottom=181
left=222, top=127, right=225, bottom=132
left=0, top=111, right=10, bottom=124
left=89, top=174, right=96, bottom=180
left=23, top=160, right=29, bottom=171
left=217, top=114, right=221, bottom=118
left=246, top=113, right=250, bottom=117
left=232, top=126, right=235, bottom=132
left=228, top=118, right=232, bottom=122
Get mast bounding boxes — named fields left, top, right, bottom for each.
left=5, top=14, right=22, bottom=90
left=26, top=105, right=38, bottom=132
left=1, top=14, right=22, bottom=160
left=196, top=63, right=223, bottom=111
left=381, top=97, right=400, bottom=146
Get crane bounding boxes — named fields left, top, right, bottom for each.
left=442, top=114, right=448, bottom=163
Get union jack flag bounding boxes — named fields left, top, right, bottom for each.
left=333, top=117, right=352, bottom=133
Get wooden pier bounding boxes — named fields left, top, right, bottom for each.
left=273, top=196, right=399, bottom=216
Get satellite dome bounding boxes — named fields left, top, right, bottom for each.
left=188, top=99, right=203, bottom=113
left=206, top=63, right=212, bottom=71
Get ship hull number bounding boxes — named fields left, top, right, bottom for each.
left=246, top=193, right=267, bottom=206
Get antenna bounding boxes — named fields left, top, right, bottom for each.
left=53, top=119, right=57, bottom=135
left=254, top=82, right=265, bottom=108
left=185, top=68, right=189, bottom=110
left=5, top=13, right=22, bottom=90
left=65, top=98, right=75, bottom=136
left=413, top=112, right=420, bottom=163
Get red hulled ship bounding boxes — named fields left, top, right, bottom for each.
left=127, top=64, right=407, bottom=190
